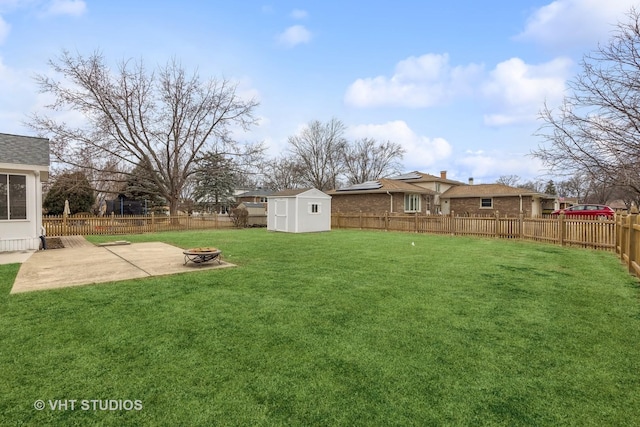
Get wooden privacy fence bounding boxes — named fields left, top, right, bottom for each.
left=331, top=212, right=617, bottom=251
left=616, top=213, right=640, bottom=277
left=44, top=213, right=234, bottom=236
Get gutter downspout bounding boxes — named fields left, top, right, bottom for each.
left=34, top=171, right=44, bottom=249
left=386, top=191, right=393, bottom=213
left=519, top=194, right=523, bottom=214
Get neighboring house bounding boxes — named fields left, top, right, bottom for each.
left=557, top=197, right=579, bottom=211
left=236, top=188, right=273, bottom=206
left=440, top=183, right=555, bottom=217
left=328, top=178, right=437, bottom=215
left=387, top=170, right=466, bottom=213
left=267, top=188, right=331, bottom=233
left=237, top=201, right=267, bottom=226
left=329, top=170, right=557, bottom=217
left=0, top=133, right=49, bottom=251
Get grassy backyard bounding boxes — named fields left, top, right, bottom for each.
left=1, top=229, right=639, bottom=426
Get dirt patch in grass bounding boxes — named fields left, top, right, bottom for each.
left=45, top=237, right=65, bottom=250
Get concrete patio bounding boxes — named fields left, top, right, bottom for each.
left=4, top=236, right=235, bottom=294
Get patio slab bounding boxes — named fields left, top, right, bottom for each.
left=0, top=250, right=36, bottom=265
left=10, top=241, right=235, bottom=294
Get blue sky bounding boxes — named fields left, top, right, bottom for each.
left=0, top=0, right=638, bottom=184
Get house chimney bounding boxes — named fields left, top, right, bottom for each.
left=440, top=170, right=447, bottom=179
left=468, top=177, right=474, bottom=185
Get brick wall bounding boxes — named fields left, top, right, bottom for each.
left=331, top=193, right=433, bottom=214
left=450, top=196, right=533, bottom=217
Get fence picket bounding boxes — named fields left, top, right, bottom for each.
left=331, top=213, right=616, bottom=251
left=43, top=214, right=234, bottom=236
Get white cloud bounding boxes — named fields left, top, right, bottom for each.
left=481, top=57, right=573, bottom=126
left=276, top=25, right=311, bottom=48
left=344, top=53, right=483, bottom=108
left=0, top=55, right=48, bottom=134
left=45, top=0, right=86, bottom=16
left=456, top=151, right=546, bottom=183
left=347, top=120, right=452, bottom=170
left=516, top=0, right=636, bottom=48
left=344, top=52, right=572, bottom=127
left=290, top=9, right=308, bottom=20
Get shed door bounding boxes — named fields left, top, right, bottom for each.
left=275, top=199, right=288, bottom=231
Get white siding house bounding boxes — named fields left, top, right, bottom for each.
left=267, top=188, right=331, bottom=233
left=0, top=133, right=49, bottom=251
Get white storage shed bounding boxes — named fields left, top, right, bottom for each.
left=267, top=188, right=331, bottom=233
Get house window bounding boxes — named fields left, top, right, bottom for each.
left=309, top=203, right=320, bottom=214
left=0, top=174, right=27, bottom=220
left=404, top=194, right=421, bottom=212
left=435, top=183, right=441, bottom=192
left=480, top=198, right=493, bottom=209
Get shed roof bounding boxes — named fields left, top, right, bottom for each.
left=270, top=188, right=314, bottom=197
left=0, top=132, right=49, bottom=166
left=269, top=188, right=331, bottom=198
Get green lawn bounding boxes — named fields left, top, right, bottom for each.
left=1, top=229, right=639, bottom=426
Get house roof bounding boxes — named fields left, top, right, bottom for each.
left=388, top=171, right=466, bottom=185
left=0, top=132, right=49, bottom=166
left=238, top=202, right=265, bottom=208
left=236, top=188, right=274, bottom=197
left=442, top=183, right=545, bottom=198
left=329, top=178, right=436, bottom=195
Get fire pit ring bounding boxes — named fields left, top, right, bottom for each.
left=182, top=247, right=222, bottom=265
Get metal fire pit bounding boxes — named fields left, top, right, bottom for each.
left=182, top=247, right=222, bottom=265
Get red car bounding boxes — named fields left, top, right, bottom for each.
left=551, top=204, right=615, bottom=219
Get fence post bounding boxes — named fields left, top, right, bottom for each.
left=384, top=211, right=389, bottom=231
left=415, top=212, right=418, bottom=233
left=494, top=211, right=499, bottom=238
left=519, top=213, right=524, bottom=239
left=558, top=213, right=565, bottom=246
left=627, top=214, right=638, bottom=275
left=616, top=214, right=623, bottom=259
left=450, top=210, right=455, bottom=235
left=359, top=211, right=363, bottom=229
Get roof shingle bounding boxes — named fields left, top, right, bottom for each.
left=0, top=133, right=49, bottom=166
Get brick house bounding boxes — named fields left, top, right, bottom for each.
left=328, top=170, right=557, bottom=218
left=328, top=178, right=436, bottom=215
left=386, top=170, right=466, bottom=213
left=440, top=183, right=555, bottom=217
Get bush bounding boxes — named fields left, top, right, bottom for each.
left=230, top=207, right=249, bottom=228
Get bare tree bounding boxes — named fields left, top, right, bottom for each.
left=495, top=175, right=521, bottom=187
left=342, top=138, right=404, bottom=185
left=262, top=155, right=306, bottom=191
left=533, top=8, right=640, bottom=197
left=519, top=180, right=545, bottom=193
left=287, top=118, right=347, bottom=191
left=28, top=50, right=259, bottom=216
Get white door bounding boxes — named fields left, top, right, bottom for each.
left=275, top=199, right=288, bottom=231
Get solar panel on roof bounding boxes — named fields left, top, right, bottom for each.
left=338, top=181, right=383, bottom=191
left=388, top=172, right=421, bottom=180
